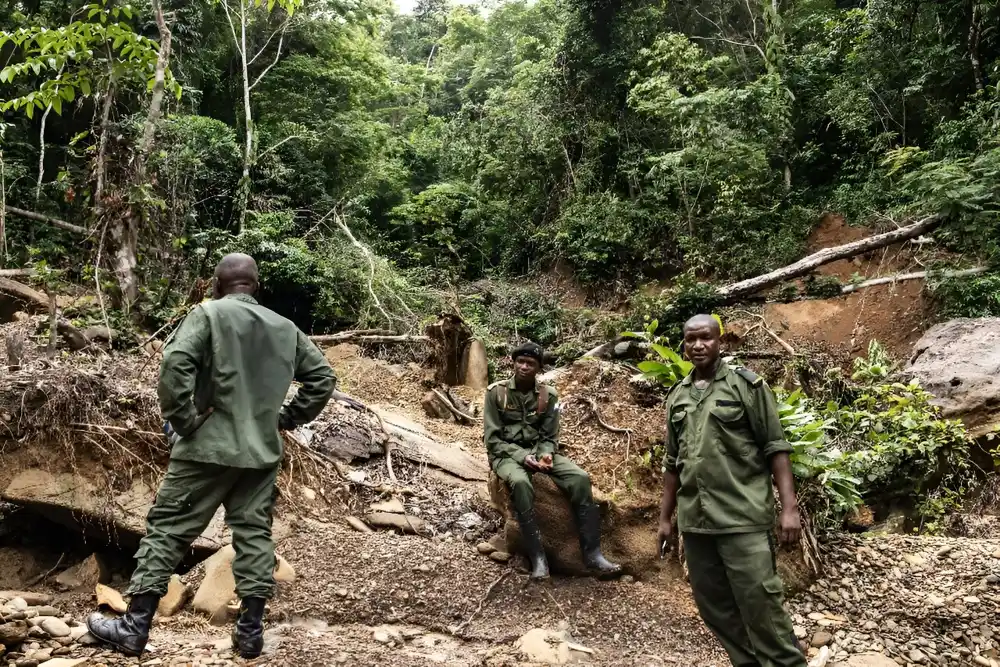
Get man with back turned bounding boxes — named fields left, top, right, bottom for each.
left=657, top=315, right=806, bottom=667
left=87, top=253, right=336, bottom=659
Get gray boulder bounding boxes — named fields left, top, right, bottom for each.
left=907, top=317, right=1000, bottom=436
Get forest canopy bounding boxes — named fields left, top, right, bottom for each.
left=1, top=0, right=998, bottom=334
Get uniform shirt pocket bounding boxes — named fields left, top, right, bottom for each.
left=670, top=409, right=688, bottom=460
left=710, top=400, right=752, bottom=456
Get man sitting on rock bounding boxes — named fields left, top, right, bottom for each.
left=87, top=254, right=336, bottom=659
left=483, top=342, right=620, bottom=579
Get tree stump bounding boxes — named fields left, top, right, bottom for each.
left=424, top=314, right=472, bottom=385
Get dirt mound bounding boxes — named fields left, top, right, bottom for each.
left=544, top=359, right=663, bottom=504
left=764, top=215, right=932, bottom=362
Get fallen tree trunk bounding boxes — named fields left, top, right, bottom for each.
left=311, top=334, right=429, bottom=345
left=0, top=278, right=48, bottom=310
left=0, top=269, right=33, bottom=278
left=717, top=215, right=942, bottom=301
left=4, top=206, right=88, bottom=236
left=838, top=267, right=986, bottom=295
left=309, top=330, right=404, bottom=344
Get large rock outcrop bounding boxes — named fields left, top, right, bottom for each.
left=906, top=318, right=1000, bottom=436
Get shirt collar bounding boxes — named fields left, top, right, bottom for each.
left=222, top=293, right=258, bottom=305
left=681, top=361, right=729, bottom=385
left=506, top=376, right=538, bottom=394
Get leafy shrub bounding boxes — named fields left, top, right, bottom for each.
left=626, top=275, right=724, bottom=339
left=780, top=389, right=863, bottom=525
left=803, top=275, right=842, bottom=298
left=928, top=270, right=1000, bottom=319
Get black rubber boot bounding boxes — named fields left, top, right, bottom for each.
left=515, top=509, right=550, bottom=580
left=232, top=597, right=267, bottom=659
left=574, top=502, right=622, bottom=576
left=86, top=593, right=159, bottom=657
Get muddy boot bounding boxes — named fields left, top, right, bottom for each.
left=574, top=501, right=621, bottom=576
left=515, top=509, right=550, bottom=580
left=232, top=597, right=267, bottom=659
left=86, top=593, right=159, bottom=657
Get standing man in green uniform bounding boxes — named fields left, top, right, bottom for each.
left=657, top=315, right=806, bottom=667
left=87, top=254, right=336, bottom=659
left=484, top=342, right=620, bottom=580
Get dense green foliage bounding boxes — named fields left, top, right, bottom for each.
left=638, top=340, right=975, bottom=533
left=2, top=0, right=1000, bottom=330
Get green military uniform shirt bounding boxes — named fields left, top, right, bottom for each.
left=663, top=364, right=791, bottom=534
left=158, top=294, right=336, bottom=469
left=482, top=378, right=560, bottom=468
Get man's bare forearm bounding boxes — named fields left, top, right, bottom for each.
left=659, top=469, right=679, bottom=523
left=770, top=452, right=798, bottom=511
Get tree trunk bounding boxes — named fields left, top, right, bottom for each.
left=110, top=0, right=173, bottom=312
left=236, top=0, right=254, bottom=231
left=137, top=0, right=172, bottom=172
left=94, top=82, right=115, bottom=205
left=717, top=215, right=942, bottom=301
left=0, top=277, right=49, bottom=310
left=309, top=334, right=429, bottom=345
left=968, top=6, right=985, bottom=91
left=839, top=267, right=986, bottom=295
left=110, top=217, right=139, bottom=307
left=5, top=332, right=25, bottom=371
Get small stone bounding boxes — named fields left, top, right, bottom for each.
left=67, top=627, right=88, bottom=643
left=0, top=620, right=28, bottom=646
left=986, top=575, right=999, bottom=585
left=417, top=564, right=431, bottom=573
left=903, top=554, right=927, bottom=567
left=37, top=618, right=71, bottom=639
left=620, top=575, right=635, bottom=584
left=37, top=659, right=90, bottom=667
left=908, top=649, right=927, bottom=664
left=489, top=551, right=511, bottom=563
left=794, top=626, right=807, bottom=640
left=0, top=593, right=51, bottom=608
left=812, top=632, right=834, bottom=648
left=9, top=598, right=28, bottom=612
left=300, top=487, right=317, bottom=502
left=374, top=629, right=392, bottom=644
left=370, top=498, right=405, bottom=514
left=964, top=596, right=981, bottom=605
left=476, top=543, right=496, bottom=556
left=336, top=589, right=348, bottom=598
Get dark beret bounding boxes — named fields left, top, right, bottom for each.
left=511, top=341, right=544, bottom=364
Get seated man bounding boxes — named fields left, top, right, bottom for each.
left=483, top=342, right=620, bottom=579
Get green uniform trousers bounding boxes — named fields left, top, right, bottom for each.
left=128, top=459, right=279, bottom=600
left=494, top=454, right=592, bottom=514
left=683, top=531, right=806, bottom=667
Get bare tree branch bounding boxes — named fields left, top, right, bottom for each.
left=250, top=25, right=287, bottom=90
left=4, top=206, right=88, bottom=235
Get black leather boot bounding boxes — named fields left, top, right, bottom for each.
left=574, top=501, right=622, bottom=576
left=515, top=509, right=550, bottom=580
left=232, top=597, right=267, bottom=659
left=86, top=593, right=159, bottom=657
